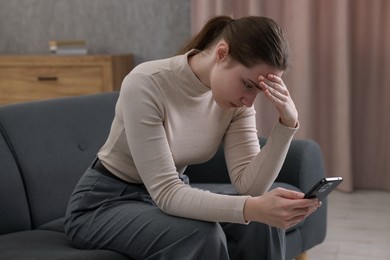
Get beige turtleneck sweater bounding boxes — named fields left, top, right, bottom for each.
left=98, top=50, right=298, bottom=224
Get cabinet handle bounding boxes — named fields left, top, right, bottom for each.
left=37, top=76, right=58, bottom=81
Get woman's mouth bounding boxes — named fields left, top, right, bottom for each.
left=230, top=103, right=242, bottom=108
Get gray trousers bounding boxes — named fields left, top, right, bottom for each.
left=64, top=160, right=285, bottom=260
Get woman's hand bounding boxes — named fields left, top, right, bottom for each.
left=259, top=74, right=298, bottom=128
left=243, top=187, right=321, bottom=229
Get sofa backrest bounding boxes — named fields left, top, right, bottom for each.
left=0, top=92, right=119, bottom=230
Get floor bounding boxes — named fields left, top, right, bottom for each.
left=307, top=189, right=390, bottom=260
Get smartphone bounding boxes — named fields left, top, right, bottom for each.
left=304, top=177, right=343, bottom=200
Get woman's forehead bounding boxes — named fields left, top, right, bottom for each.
left=241, top=63, right=283, bottom=80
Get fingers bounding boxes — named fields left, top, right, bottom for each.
left=278, top=201, right=321, bottom=229
left=259, top=74, right=287, bottom=92
left=270, top=188, right=322, bottom=229
left=290, top=198, right=321, bottom=218
left=259, top=75, right=289, bottom=103
left=271, top=187, right=304, bottom=199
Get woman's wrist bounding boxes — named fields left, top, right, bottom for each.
left=243, top=196, right=262, bottom=223
left=280, top=118, right=298, bottom=128
left=243, top=197, right=253, bottom=222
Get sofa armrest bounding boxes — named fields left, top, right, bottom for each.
left=186, top=138, right=328, bottom=254
left=262, top=138, right=326, bottom=194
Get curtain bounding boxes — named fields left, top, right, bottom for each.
left=191, top=0, right=390, bottom=192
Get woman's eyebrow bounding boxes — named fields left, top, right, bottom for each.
left=248, top=79, right=261, bottom=89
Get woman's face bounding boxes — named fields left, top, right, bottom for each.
left=210, top=45, right=283, bottom=110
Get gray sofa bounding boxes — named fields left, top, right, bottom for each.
left=0, top=92, right=327, bottom=260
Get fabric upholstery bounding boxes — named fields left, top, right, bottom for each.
left=0, top=93, right=118, bottom=228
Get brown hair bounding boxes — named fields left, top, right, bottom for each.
left=179, top=15, right=289, bottom=70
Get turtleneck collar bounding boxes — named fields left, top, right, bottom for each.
left=170, top=49, right=211, bottom=97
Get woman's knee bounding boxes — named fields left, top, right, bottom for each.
left=189, top=221, right=229, bottom=259
left=194, top=221, right=226, bottom=243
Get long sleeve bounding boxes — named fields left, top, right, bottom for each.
left=224, top=107, right=298, bottom=196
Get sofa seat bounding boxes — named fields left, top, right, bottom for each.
left=0, top=230, right=128, bottom=260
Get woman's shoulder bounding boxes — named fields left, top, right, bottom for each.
left=130, top=56, right=176, bottom=77
left=119, top=56, right=181, bottom=103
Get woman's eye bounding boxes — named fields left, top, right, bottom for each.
left=244, top=81, right=254, bottom=89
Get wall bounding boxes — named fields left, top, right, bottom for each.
left=0, top=0, right=191, bottom=65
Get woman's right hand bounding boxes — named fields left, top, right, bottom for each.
left=243, top=187, right=321, bottom=229
left=259, top=74, right=298, bottom=128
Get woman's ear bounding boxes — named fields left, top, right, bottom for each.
left=215, top=42, right=229, bottom=63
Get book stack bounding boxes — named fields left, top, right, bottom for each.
left=49, top=40, right=88, bottom=55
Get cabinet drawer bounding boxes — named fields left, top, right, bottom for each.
left=0, top=66, right=105, bottom=104
left=0, top=54, right=133, bottom=105
left=0, top=66, right=102, bottom=88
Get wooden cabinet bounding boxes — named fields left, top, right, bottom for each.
left=0, top=54, right=133, bottom=105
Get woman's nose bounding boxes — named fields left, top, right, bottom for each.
left=241, top=94, right=256, bottom=107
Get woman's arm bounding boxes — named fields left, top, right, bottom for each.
left=224, top=73, right=299, bottom=196
left=223, top=108, right=297, bottom=196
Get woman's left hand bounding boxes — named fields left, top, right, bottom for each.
left=259, top=74, right=298, bottom=128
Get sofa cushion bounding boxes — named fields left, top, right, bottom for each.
left=0, top=93, right=119, bottom=228
left=38, top=218, right=65, bottom=233
left=0, top=230, right=128, bottom=260
left=0, top=126, right=31, bottom=235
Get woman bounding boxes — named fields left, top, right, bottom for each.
left=65, top=15, right=321, bottom=260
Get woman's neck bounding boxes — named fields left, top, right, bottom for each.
left=188, top=50, right=213, bottom=88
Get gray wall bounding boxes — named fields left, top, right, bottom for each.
left=0, top=0, right=191, bottom=65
